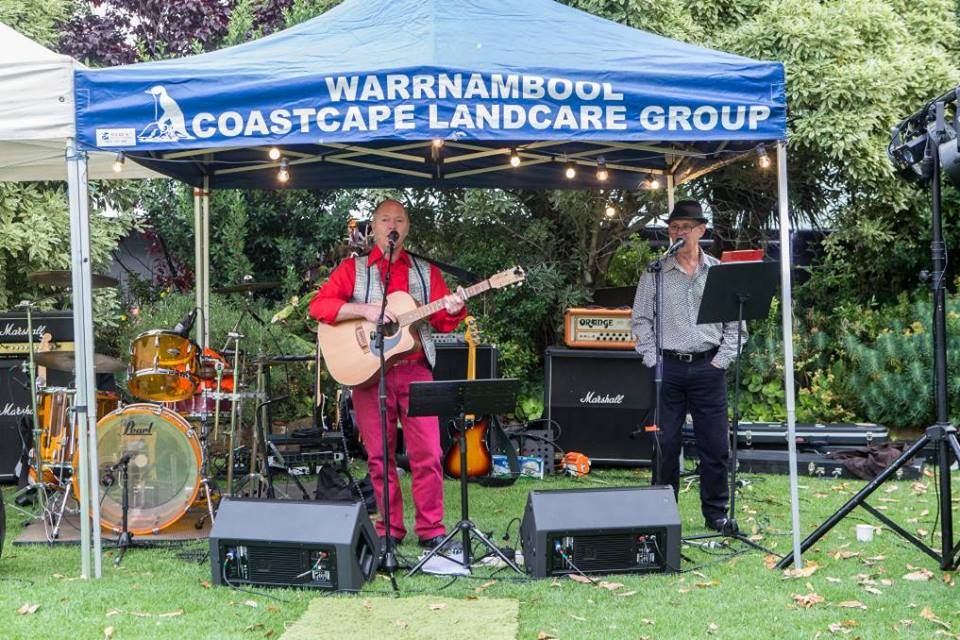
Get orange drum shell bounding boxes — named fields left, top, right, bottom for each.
left=127, top=330, right=199, bottom=402
left=73, top=404, right=202, bottom=536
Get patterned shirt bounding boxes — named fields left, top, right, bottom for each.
left=630, top=250, right=746, bottom=369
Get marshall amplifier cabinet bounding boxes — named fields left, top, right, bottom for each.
left=0, top=359, right=71, bottom=481
left=563, top=307, right=634, bottom=350
left=545, top=347, right=652, bottom=466
left=0, top=311, right=74, bottom=357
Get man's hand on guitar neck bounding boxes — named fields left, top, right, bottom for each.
left=442, top=286, right=467, bottom=315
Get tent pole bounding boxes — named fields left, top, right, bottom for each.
left=776, top=139, right=802, bottom=568
left=202, top=176, right=210, bottom=349
left=193, top=186, right=204, bottom=348
left=66, top=138, right=103, bottom=578
left=666, top=174, right=675, bottom=213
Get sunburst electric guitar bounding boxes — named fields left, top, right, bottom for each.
left=443, top=317, right=492, bottom=478
left=317, top=266, right=525, bottom=388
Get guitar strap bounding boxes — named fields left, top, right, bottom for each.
left=404, top=250, right=482, bottom=285
left=477, top=415, right=521, bottom=487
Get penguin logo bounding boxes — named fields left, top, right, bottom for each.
left=138, top=85, right=195, bottom=142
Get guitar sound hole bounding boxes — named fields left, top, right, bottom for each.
left=382, top=320, right=400, bottom=338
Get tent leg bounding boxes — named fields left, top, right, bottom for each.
left=776, top=139, right=802, bottom=569
left=66, top=139, right=102, bottom=578
left=202, top=177, right=210, bottom=349
left=666, top=174, right=675, bottom=213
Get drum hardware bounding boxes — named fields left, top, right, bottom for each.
left=225, top=332, right=244, bottom=496
left=27, top=270, right=119, bottom=290
left=35, top=350, right=126, bottom=374
left=106, top=453, right=135, bottom=567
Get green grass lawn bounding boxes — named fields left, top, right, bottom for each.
left=1, top=464, right=959, bottom=639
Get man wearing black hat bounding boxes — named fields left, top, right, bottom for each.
left=630, top=200, right=746, bottom=534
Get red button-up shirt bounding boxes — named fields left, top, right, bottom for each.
left=309, top=248, right=466, bottom=362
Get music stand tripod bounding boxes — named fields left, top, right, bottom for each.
left=407, top=378, right=523, bottom=577
left=684, top=261, right=779, bottom=554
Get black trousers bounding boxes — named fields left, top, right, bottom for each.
left=650, top=357, right=730, bottom=521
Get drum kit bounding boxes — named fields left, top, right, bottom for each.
left=15, top=272, right=302, bottom=547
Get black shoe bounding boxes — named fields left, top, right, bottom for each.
left=418, top=534, right=447, bottom=549
left=704, top=516, right=739, bottom=535
left=379, top=535, right=403, bottom=549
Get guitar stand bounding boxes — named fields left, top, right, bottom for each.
left=406, top=379, right=523, bottom=577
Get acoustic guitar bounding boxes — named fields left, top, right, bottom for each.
left=443, top=316, right=492, bottom=478
left=317, top=266, right=525, bottom=388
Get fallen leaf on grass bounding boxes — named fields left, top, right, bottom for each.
left=568, top=614, right=585, bottom=621
left=793, top=593, right=825, bottom=608
left=200, top=580, right=211, bottom=589
left=783, top=562, right=819, bottom=578
left=616, top=590, right=638, bottom=597
left=244, top=600, right=258, bottom=608
left=921, top=607, right=952, bottom=630
left=158, top=609, right=184, bottom=618
left=474, top=580, right=497, bottom=593
left=640, top=618, right=654, bottom=625
left=830, top=550, right=860, bottom=560
left=596, top=581, right=623, bottom=591
left=827, top=620, right=859, bottom=635
left=826, top=577, right=842, bottom=584
left=266, top=606, right=280, bottom=614
left=104, top=627, right=114, bottom=639
left=903, top=569, right=934, bottom=582
left=428, top=603, right=447, bottom=611
left=245, top=623, right=265, bottom=632
left=864, top=586, right=883, bottom=595
left=707, top=622, right=719, bottom=634
left=837, top=601, right=867, bottom=610
left=764, top=555, right=779, bottom=570
left=17, top=603, right=40, bottom=615
left=362, top=600, right=373, bottom=609
left=549, top=578, right=562, bottom=588
left=695, top=580, right=720, bottom=589
left=568, top=574, right=592, bottom=584
left=106, top=609, right=121, bottom=617
left=536, top=632, right=558, bottom=640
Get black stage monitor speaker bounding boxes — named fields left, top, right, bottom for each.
left=545, top=347, right=652, bottom=466
left=209, top=498, right=379, bottom=591
left=520, top=486, right=680, bottom=577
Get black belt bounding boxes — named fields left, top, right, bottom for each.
left=663, top=347, right=718, bottom=363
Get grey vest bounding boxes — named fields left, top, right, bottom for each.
left=352, top=254, right=436, bottom=367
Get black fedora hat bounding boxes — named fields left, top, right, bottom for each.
left=666, top=200, right=707, bottom=224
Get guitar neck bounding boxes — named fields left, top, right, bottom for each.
left=397, top=279, right=492, bottom=327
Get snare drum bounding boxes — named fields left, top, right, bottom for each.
left=127, top=330, right=199, bottom=402
left=74, top=404, right=202, bottom=535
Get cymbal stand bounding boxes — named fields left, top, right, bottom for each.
left=9, top=300, right=52, bottom=527
left=225, top=332, right=243, bottom=496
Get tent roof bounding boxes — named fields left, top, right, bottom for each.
left=74, top=0, right=786, bottom=189
left=0, top=23, right=158, bottom=181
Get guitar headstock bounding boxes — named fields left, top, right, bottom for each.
left=487, top=266, right=526, bottom=290
left=464, top=316, right=482, bottom=348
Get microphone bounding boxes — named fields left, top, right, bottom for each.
left=664, top=238, right=685, bottom=258
left=387, top=230, right=399, bottom=246
left=172, top=309, right=198, bottom=337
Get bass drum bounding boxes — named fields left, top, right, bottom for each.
left=73, top=404, right=202, bottom=535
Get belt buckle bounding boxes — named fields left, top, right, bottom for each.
left=677, top=352, right=694, bottom=363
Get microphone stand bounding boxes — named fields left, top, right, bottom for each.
left=111, top=454, right=133, bottom=568
left=375, top=238, right=399, bottom=591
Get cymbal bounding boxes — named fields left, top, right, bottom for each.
left=35, top=350, right=126, bottom=374
left=28, top=270, right=119, bottom=289
left=212, top=281, right=279, bottom=294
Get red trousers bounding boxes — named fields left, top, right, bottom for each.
left=351, top=360, right=445, bottom=540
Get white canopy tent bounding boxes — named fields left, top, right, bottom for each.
left=0, top=23, right=159, bottom=579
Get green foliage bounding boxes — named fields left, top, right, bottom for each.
left=0, top=0, right=67, bottom=46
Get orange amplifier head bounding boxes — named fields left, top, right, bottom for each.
left=563, top=307, right=634, bottom=350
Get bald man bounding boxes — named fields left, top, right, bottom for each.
left=310, top=199, right=465, bottom=550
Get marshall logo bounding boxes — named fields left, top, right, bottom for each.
left=0, top=402, right=30, bottom=417
left=123, top=419, right=153, bottom=436
left=0, top=323, right=48, bottom=339
left=579, top=391, right=625, bottom=405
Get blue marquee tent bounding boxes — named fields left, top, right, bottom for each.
left=74, top=0, right=785, bottom=190
left=64, top=0, right=802, bottom=576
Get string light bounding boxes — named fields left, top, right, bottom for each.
left=648, top=176, right=661, bottom=189
left=564, top=162, right=577, bottom=180
left=757, top=146, right=771, bottom=169
left=277, top=158, right=290, bottom=183
left=112, top=152, right=125, bottom=173
left=596, top=158, right=609, bottom=182
left=268, top=146, right=281, bottom=161
left=509, top=149, right=521, bottom=167
left=604, top=204, right=617, bottom=218
left=432, top=138, right=444, bottom=149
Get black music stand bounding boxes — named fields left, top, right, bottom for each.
left=406, top=378, right=523, bottom=577
left=685, top=261, right=778, bottom=552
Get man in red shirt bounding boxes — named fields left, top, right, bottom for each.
left=310, top=199, right=465, bottom=550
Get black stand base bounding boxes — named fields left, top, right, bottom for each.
left=113, top=531, right=133, bottom=568
left=776, top=424, right=960, bottom=571
left=684, top=517, right=776, bottom=555
left=407, top=518, right=521, bottom=577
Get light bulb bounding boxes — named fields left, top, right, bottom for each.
left=604, top=204, right=617, bottom=218
left=277, top=158, right=290, bottom=183
left=432, top=138, right=444, bottom=148
left=757, top=146, right=771, bottom=169
left=596, top=158, right=608, bottom=182
left=112, top=152, right=125, bottom=173
left=510, top=149, right=521, bottom=167
left=565, top=163, right=576, bottom=179
left=268, top=146, right=281, bottom=161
